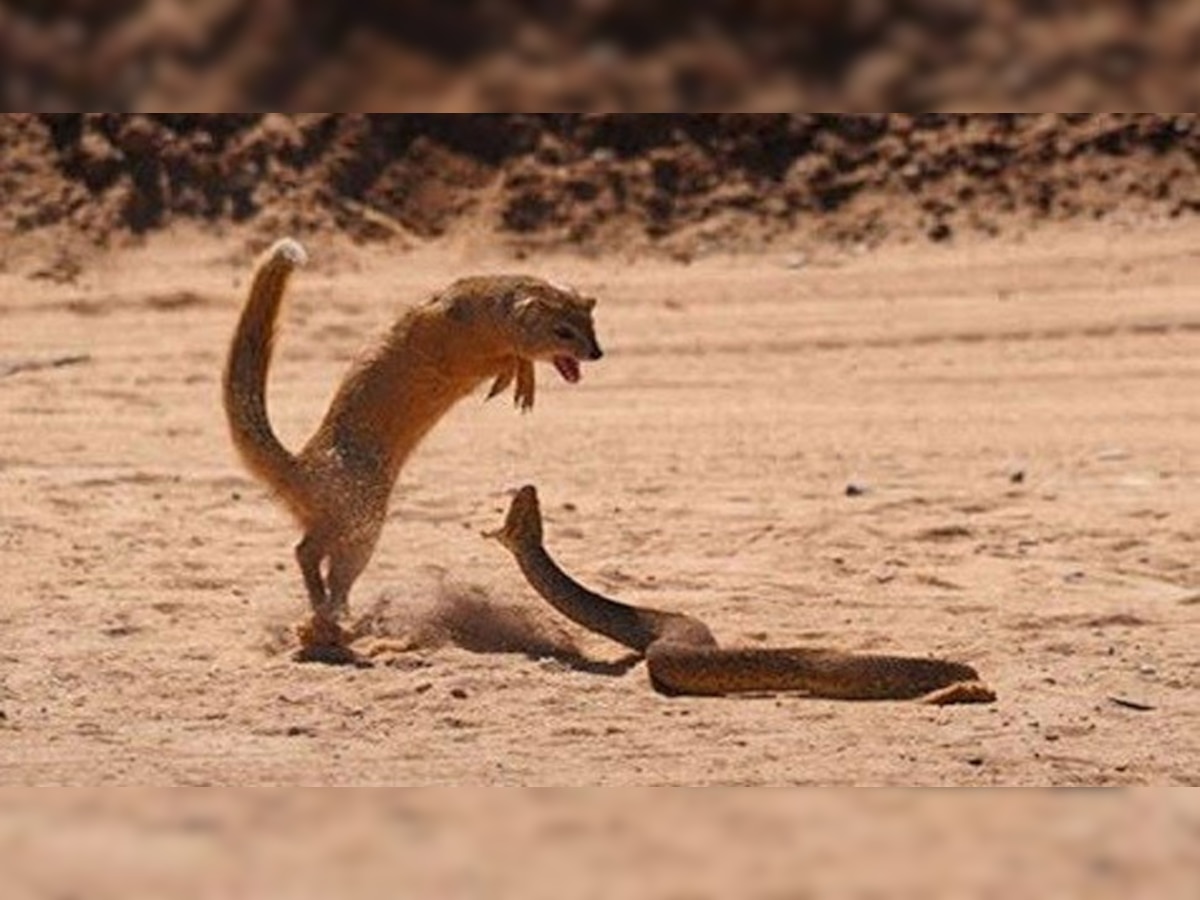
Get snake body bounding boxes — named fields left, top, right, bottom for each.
left=489, top=486, right=995, bottom=703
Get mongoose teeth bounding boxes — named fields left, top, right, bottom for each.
left=270, top=237, right=309, bottom=267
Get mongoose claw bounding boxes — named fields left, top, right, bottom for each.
left=515, top=359, right=536, bottom=412
left=487, top=368, right=515, bottom=401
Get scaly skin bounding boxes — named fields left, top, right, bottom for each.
left=489, top=486, right=996, bottom=703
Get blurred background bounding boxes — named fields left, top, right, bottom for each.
left=2, top=0, right=1199, bottom=111
left=4, top=790, right=1199, bottom=899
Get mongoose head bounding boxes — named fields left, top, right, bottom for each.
left=506, top=279, right=603, bottom=383
left=485, top=484, right=543, bottom=552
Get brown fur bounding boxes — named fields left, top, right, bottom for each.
left=223, top=239, right=602, bottom=659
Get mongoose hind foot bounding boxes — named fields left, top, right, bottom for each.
left=293, top=615, right=372, bottom=667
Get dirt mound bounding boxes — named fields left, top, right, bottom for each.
left=3, top=114, right=1200, bottom=259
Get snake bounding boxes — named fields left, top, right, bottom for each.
left=488, top=486, right=995, bottom=704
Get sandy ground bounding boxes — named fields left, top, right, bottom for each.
left=3, top=790, right=1198, bottom=899
left=0, top=221, right=1198, bottom=787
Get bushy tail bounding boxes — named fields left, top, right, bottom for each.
left=223, top=238, right=310, bottom=519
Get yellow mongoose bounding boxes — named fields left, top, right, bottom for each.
left=223, top=238, right=603, bottom=661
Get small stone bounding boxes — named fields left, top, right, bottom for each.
left=928, top=221, right=952, bottom=242
left=450, top=687, right=469, bottom=700
left=845, top=482, right=868, bottom=497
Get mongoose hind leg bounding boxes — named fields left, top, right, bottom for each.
left=295, top=533, right=328, bottom=611
left=326, top=532, right=380, bottom=621
left=293, top=529, right=359, bottom=664
left=293, top=510, right=385, bottom=666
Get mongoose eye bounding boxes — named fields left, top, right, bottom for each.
left=553, top=325, right=576, bottom=341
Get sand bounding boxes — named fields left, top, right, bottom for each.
left=2, top=790, right=1198, bottom=899
left=0, top=218, right=1197, bottom=787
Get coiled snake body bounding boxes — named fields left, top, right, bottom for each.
left=489, top=486, right=995, bottom=704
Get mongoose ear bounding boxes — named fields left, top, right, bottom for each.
left=510, top=293, right=541, bottom=320
left=444, top=294, right=473, bottom=322
left=582, top=296, right=596, bottom=311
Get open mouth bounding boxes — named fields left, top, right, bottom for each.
left=553, top=355, right=581, bottom=383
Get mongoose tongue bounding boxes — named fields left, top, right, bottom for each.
left=553, top=355, right=581, bottom=383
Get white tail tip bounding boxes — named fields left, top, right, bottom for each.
left=269, top=237, right=308, bottom=267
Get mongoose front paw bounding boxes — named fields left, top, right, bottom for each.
left=515, top=359, right=536, bottom=412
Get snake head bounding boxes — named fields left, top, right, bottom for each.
left=484, top=484, right=544, bottom=552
